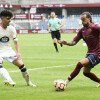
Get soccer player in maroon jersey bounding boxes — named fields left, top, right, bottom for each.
left=62, top=12, right=100, bottom=87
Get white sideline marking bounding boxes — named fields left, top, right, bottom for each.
left=22, top=57, right=81, bottom=60
left=9, top=64, right=75, bottom=73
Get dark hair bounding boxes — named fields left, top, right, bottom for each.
left=81, top=12, right=93, bottom=23
left=0, top=10, right=13, bottom=18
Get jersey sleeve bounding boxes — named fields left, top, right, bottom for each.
left=58, top=19, right=61, bottom=24
left=91, top=24, right=100, bottom=32
left=11, top=27, right=18, bottom=42
left=79, top=20, right=82, bottom=25
left=73, top=29, right=82, bottom=43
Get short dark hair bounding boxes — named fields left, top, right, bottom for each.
left=81, top=12, right=93, bottom=23
left=0, top=10, right=13, bottom=18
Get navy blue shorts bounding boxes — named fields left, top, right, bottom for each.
left=86, top=54, right=100, bottom=68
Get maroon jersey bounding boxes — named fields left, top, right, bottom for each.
left=74, top=23, right=100, bottom=57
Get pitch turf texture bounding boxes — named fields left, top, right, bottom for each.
left=0, top=33, right=100, bottom=100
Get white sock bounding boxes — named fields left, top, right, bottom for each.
left=65, top=79, right=70, bottom=85
left=0, top=68, right=13, bottom=82
left=21, top=71, right=30, bottom=85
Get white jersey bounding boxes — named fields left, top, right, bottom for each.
left=79, top=20, right=83, bottom=28
left=79, top=20, right=82, bottom=25
left=0, top=25, right=18, bottom=50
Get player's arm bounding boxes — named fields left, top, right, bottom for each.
left=48, top=21, right=51, bottom=33
left=14, top=41, right=21, bottom=60
left=62, top=40, right=77, bottom=46
left=62, top=29, right=82, bottom=46
left=48, top=26, right=51, bottom=33
left=56, top=22, right=63, bottom=30
left=56, top=19, right=63, bottom=30
left=12, top=27, right=21, bottom=59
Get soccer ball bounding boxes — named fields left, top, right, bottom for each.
left=54, top=79, right=66, bottom=91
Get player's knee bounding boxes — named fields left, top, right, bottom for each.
left=19, top=64, right=27, bottom=72
left=0, top=63, right=3, bottom=68
left=83, top=72, right=89, bottom=76
left=79, top=58, right=89, bottom=66
left=76, top=62, right=83, bottom=69
left=53, top=39, right=56, bottom=42
left=83, top=72, right=86, bottom=76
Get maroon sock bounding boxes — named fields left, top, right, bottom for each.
left=83, top=72, right=100, bottom=83
left=68, top=62, right=83, bottom=81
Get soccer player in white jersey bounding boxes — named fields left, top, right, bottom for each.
left=0, top=10, right=36, bottom=87
left=76, top=20, right=83, bottom=32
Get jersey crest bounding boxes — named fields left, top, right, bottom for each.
left=0, top=36, right=9, bottom=43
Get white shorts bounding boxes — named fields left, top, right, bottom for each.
left=0, top=48, right=17, bottom=63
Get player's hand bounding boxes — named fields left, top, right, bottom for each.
left=56, top=27, right=59, bottom=30
left=17, top=52, right=21, bottom=60
left=62, top=40, right=67, bottom=45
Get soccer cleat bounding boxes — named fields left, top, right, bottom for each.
left=65, top=82, right=67, bottom=86
left=65, top=79, right=70, bottom=86
left=27, top=81, right=36, bottom=87
left=56, top=50, right=59, bottom=53
left=4, top=80, right=16, bottom=87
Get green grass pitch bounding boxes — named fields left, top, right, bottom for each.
left=0, top=33, right=100, bottom=100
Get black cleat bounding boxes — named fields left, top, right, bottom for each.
left=56, top=50, right=59, bottom=53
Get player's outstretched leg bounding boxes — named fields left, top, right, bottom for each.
left=83, top=67, right=100, bottom=83
left=83, top=72, right=100, bottom=82
left=19, top=64, right=36, bottom=87
left=65, top=58, right=100, bottom=87
left=65, top=62, right=83, bottom=85
left=65, top=58, right=89, bottom=86
left=0, top=63, right=16, bottom=87
left=83, top=67, right=100, bottom=87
